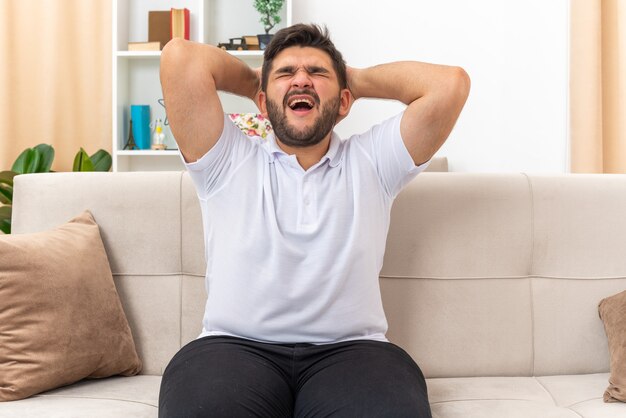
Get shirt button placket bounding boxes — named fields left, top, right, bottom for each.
left=302, top=176, right=313, bottom=224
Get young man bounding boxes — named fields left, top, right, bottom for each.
left=158, top=24, right=469, bottom=418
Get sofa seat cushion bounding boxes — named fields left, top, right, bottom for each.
left=538, top=374, right=626, bottom=418
left=0, top=376, right=160, bottom=418
left=428, top=373, right=626, bottom=418
left=2, top=373, right=624, bottom=417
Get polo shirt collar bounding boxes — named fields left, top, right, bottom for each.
left=266, top=131, right=343, bottom=168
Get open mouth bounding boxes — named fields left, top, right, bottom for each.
left=286, top=94, right=317, bottom=114
left=289, top=98, right=314, bottom=110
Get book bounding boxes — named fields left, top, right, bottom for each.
left=149, top=11, right=171, bottom=49
left=171, top=8, right=190, bottom=40
left=128, top=42, right=162, bottom=51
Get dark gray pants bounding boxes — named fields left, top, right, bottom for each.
left=159, top=335, right=432, bottom=418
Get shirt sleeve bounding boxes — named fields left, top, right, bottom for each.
left=351, top=111, right=431, bottom=199
left=181, top=113, right=257, bottom=200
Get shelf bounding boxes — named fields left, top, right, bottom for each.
left=116, top=49, right=264, bottom=59
left=117, top=51, right=161, bottom=58
left=117, top=150, right=179, bottom=156
left=228, top=50, right=264, bottom=57
left=112, top=0, right=291, bottom=172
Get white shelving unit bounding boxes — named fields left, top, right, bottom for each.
left=112, top=0, right=292, bottom=171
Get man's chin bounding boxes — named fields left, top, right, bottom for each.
left=268, top=97, right=339, bottom=148
left=282, top=115, right=317, bottom=133
left=276, top=124, right=328, bottom=148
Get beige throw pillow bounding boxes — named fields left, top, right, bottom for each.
left=0, top=211, right=142, bottom=401
left=598, top=289, right=626, bottom=403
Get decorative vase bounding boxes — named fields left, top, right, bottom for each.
left=257, top=34, right=273, bottom=50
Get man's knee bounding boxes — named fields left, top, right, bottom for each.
left=294, top=340, right=431, bottom=418
left=158, top=337, right=293, bottom=418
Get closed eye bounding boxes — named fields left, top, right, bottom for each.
left=273, top=66, right=331, bottom=79
left=307, top=66, right=330, bottom=76
left=274, top=66, right=296, bottom=78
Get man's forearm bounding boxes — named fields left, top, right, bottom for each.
left=201, top=44, right=259, bottom=101
left=347, top=60, right=470, bottom=166
left=348, top=61, right=465, bottom=105
left=163, top=39, right=259, bottom=101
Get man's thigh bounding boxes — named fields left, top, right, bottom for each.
left=293, top=340, right=432, bottom=418
left=158, top=336, right=294, bottom=418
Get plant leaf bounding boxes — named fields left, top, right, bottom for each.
left=0, top=184, right=12, bottom=204
left=73, top=148, right=95, bottom=172
left=0, top=205, right=11, bottom=234
left=33, top=144, right=55, bottom=172
left=0, top=170, right=16, bottom=187
left=12, top=148, right=41, bottom=174
left=25, top=149, right=41, bottom=174
left=89, top=149, right=112, bottom=172
left=11, top=149, right=30, bottom=174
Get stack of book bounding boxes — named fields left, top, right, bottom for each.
left=126, top=9, right=190, bottom=51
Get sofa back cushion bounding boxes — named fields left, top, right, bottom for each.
left=11, top=172, right=195, bottom=376
left=383, top=173, right=626, bottom=378
left=12, top=172, right=626, bottom=378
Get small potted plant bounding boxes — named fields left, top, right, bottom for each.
left=254, top=0, right=285, bottom=50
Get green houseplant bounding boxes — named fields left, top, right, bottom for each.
left=254, top=0, right=285, bottom=49
left=0, top=144, right=112, bottom=234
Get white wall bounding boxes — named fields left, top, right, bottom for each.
left=293, top=0, right=570, bottom=173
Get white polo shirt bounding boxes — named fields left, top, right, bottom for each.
left=184, top=112, right=429, bottom=344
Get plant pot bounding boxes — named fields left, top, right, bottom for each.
left=257, top=34, right=273, bottom=50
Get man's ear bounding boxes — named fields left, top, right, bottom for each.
left=336, top=88, right=353, bottom=124
left=258, top=91, right=268, bottom=117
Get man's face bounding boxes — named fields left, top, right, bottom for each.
left=261, top=46, right=349, bottom=148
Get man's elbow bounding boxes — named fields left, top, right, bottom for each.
left=162, top=38, right=188, bottom=58
left=450, top=66, right=471, bottom=103
left=160, top=39, right=187, bottom=75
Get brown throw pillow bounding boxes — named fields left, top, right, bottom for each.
left=0, top=211, right=141, bottom=401
left=599, top=289, right=626, bottom=403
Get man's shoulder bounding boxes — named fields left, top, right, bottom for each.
left=340, top=112, right=404, bottom=155
left=183, top=114, right=267, bottom=175
left=342, top=111, right=404, bottom=142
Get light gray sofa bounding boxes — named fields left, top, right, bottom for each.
left=2, top=170, right=626, bottom=418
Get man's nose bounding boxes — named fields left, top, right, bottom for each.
left=291, top=69, right=312, bottom=89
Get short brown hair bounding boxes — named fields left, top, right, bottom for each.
left=261, top=24, right=347, bottom=91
